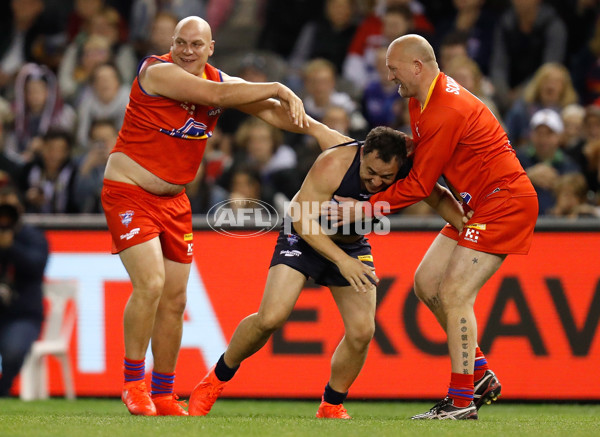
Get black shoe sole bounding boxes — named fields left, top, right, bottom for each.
left=475, top=384, right=502, bottom=410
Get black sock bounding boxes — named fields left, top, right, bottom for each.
left=323, top=382, right=348, bottom=405
left=214, top=353, right=239, bottom=382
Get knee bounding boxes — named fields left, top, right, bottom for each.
left=160, top=290, right=187, bottom=317
left=414, top=268, right=433, bottom=301
left=255, top=312, right=287, bottom=334
left=131, top=273, right=165, bottom=302
left=346, top=320, right=375, bottom=350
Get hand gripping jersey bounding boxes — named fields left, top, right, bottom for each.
left=112, top=53, right=223, bottom=185
left=369, top=72, right=536, bottom=212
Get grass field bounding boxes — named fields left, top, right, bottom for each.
left=1, top=398, right=599, bottom=437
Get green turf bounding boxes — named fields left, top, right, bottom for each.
left=0, top=398, right=599, bottom=437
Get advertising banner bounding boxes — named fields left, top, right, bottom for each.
left=37, top=230, right=600, bottom=400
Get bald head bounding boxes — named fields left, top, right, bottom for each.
left=388, top=34, right=437, bottom=65
left=170, top=16, right=215, bottom=76
left=174, top=16, right=212, bottom=40
left=385, top=34, right=440, bottom=102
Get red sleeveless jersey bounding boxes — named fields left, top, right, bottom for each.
left=112, top=53, right=223, bottom=185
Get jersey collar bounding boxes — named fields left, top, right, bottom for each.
left=421, top=72, right=442, bottom=112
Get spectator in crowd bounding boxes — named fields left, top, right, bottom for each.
left=289, top=0, right=358, bottom=74
left=227, top=164, right=264, bottom=208
left=65, top=0, right=105, bottom=43
left=571, top=16, right=600, bottom=105
left=12, top=63, right=76, bottom=159
left=437, top=31, right=469, bottom=71
left=504, top=62, right=578, bottom=149
left=86, top=6, right=137, bottom=85
left=0, top=99, right=21, bottom=185
left=135, top=11, right=178, bottom=59
left=60, top=6, right=136, bottom=101
left=433, top=0, right=495, bottom=75
left=0, top=182, right=49, bottom=397
left=19, top=129, right=79, bottom=214
left=258, top=0, right=325, bottom=58
left=73, top=119, right=117, bottom=213
left=75, top=63, right=128, bottom=150
left=362, top=46, right=403, bottom=129
left=58, top=34, right=112, bottom=103
left=217, top=53, right=270, bottom=140
left=343, top=4, right=414, bottom=92
left=490, top=0, right=568, bottom=112
left=227, top=118, right=301, bottom=202
left=186, top=126, right=231, bottom=214
left=303, top=59, right=367, bottom=135
left=517, top=109, right=581, bottom=215
left=347, top=0, right=432, bottom=84
left=296, top=105, right=352, bottom=180
left=376, top=0, right=433, bottom=34
left=565, top=104, right=600, bottom=202
left=549, top=172, right=599, bottom=218
left=554, top=0, right=599, bottom=66
left=0, top=0, right=51, bottom=93
left=561, top=103, right=586, bottom=152
left=186, top=163, right=228, bottom=215
left=444, top=55, right=503, bottom=124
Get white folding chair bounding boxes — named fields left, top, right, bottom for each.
left=20, top=280, right=78, bottom=401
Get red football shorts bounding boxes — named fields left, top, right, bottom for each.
left=441, top=189, right=538, bottom=255
left=101, top=179, right=194, bottom=263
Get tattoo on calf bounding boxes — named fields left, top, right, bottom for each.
left=472, top=257, right=478, bottom=264
left=460, top=317, right=469, bottom=374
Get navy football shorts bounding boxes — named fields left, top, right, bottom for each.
left=269, top=229, right=374, bottom=287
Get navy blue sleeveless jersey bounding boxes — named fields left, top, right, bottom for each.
left=330, top=140, right=372, bottom=202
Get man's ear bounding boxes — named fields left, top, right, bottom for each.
left=414, top=59, right=423, bottom=75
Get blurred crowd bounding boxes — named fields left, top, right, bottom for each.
left=0, top=0, right=599, bottom=219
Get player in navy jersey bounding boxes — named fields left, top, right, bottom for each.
left=188, top=125, right=470, bottom=419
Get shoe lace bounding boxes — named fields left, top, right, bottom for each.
left=172, top=394, right=188, bottom=408
left=200, top=379, right=225, bottom=399
left=129, top=384, right=146, bottom=396
left=327, top=403, right=350, bottom=417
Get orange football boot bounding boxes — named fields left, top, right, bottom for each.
left=315, top=398, right=352, bottom=419
left=152, top=393, right=189, bottom=416
left=122, top=381, right=157, bottom=416
left=188, top=366, right=227, bottom=416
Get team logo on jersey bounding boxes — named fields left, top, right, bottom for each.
left=184, top=233, right=193, bottom=241
left=287, top=234, right=299, bottom=246
left=119, top=210, right=134, bottom=227
left=160, top=118, right=210, bottom=139
left=280, top=249, right=302, bottom=257
left=464, top=228, right=480, bottom=243
left=358, top=255, right=373, bottom=262
left=180, top=102, right=196, bottom=114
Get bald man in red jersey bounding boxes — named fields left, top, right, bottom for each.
left=333, top=35, right=538, bottom=420
left=101, top=16, right=331, bottom=417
